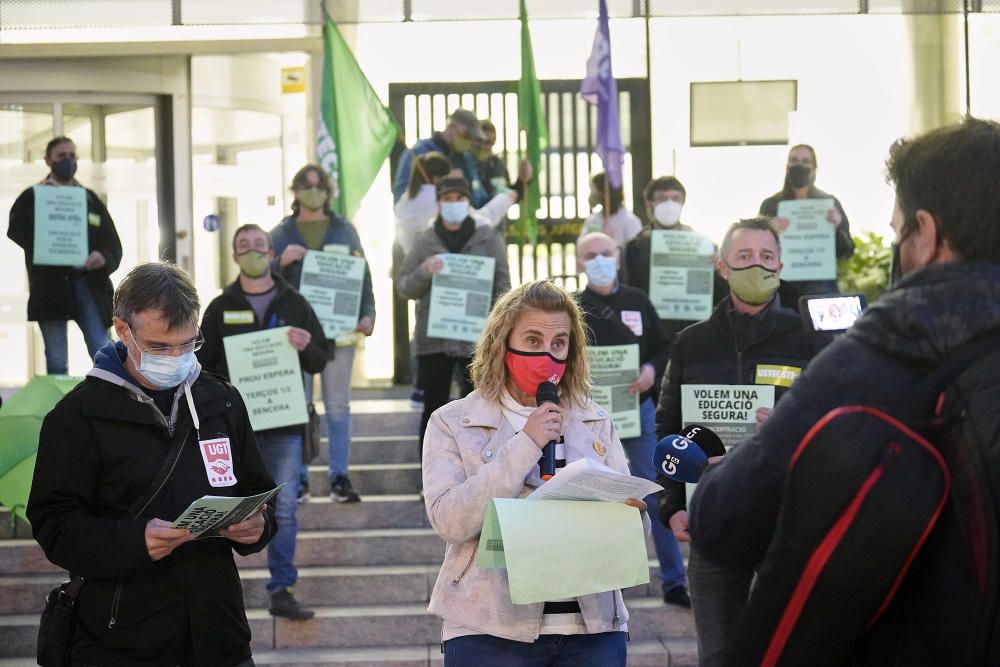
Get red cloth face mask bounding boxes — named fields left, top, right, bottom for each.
left=505, top=348, right=567, bottom=396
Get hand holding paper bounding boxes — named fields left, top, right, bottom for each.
left=527, top=457, right=662, bottom=502
left=624, top=497, right=647, bottom=512
left=221, top=505, right=268, bottom=544
left=145, top=519, right=193, bottom=561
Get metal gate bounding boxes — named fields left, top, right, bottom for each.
left=388, top=78, right=651, bottom=383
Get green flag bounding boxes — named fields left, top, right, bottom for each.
left=518, top=0, right=547, bottom=244
left=318, top=16, right=400, bottom=220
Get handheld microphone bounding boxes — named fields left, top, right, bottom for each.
left=535, top=381, right=560, bottom=480
left=652, top=424, right=725, bottom=483
left=681, top=423, right=726, bottom=458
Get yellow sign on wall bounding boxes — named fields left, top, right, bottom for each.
left=281, top=67, right=305, bottom=94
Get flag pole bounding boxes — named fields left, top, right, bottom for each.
left=603, top=175, right=611, bottom=231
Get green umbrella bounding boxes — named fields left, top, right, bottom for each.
left=0, top=375, right=81, bottom=522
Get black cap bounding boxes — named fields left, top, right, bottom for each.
left=436, top=175, right=472, bottom=200
left=449, top=109, right=486, bottom=141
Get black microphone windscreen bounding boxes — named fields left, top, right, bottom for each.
left=682, top=424, right=726, bottom=458
left=536, top=381, right=559, bottom=406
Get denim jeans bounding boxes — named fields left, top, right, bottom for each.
left=38, top=274, right=110, bottom=375
left=443, top=632, right=626, bottom=667
left=255, top=431, right=303, bottom=594
left=620, top=397, right=687, bottom=592
left=304, top=343, right=356, bottom=479
left=687, top=546, right=754, bottom=667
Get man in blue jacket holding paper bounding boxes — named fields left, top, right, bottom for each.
left=199, top=223, right=328, bottom=620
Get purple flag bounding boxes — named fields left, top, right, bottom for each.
left=580, top=0, right=623, bottom=189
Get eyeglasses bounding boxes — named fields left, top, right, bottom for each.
left=127, top=323, right=204, bottom=356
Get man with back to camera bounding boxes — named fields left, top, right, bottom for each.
left=392, top=108, right=489, bottom=208
left=575, top=231, right=691, bottom=609
left=7, top=135, right=122, bottom=374
left=689, top=118, right=1000, bottom=664
left=198, top=223, right=329, bottom=620
left=27, top=261, right=276, bottom=666
left=655, top=217, right=821, bottom=667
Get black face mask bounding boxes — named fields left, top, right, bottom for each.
left=786, top=164, right=812, bottom=189
left=50, top=158, right=77, bottom=181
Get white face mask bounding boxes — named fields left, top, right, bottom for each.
left=125, top=323, right=198, bottom=389
left=584, top=255, right=618, bottom=287
left=440, top=201, right=469, bottom=225
left=137, top=349, right=196, bottom=389
left=653, top=200, right=683, bottom=227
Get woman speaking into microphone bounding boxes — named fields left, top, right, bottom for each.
left=422, top=279, right=648, bottom=666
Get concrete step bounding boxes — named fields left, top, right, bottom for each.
left=253, top=645, right=433, bottom=667
left=0, top=597, right=693, bottom=659
left=240, top=564, right=436, bottom=610
left=239, top=596, right=693, bottom=651
left=309, top=464, right=422, bottom=496
left=0, top=560, right=669, bottom=615
left=309, top=435, right=420, bottom=466
left=295, top=495, right=430, bottom=531
left=0, top=513, right=665, bottom=579
left=250, top=638, right=697, bottom=666
left=0, top=511, right=30, bottom=541
left=0, top=527, right=445, bottom=578
left=237, top=528, right=444, bottom=570
left=0, top=540, right=60, bottom=576
left=348, top=406, right=421, bottom=439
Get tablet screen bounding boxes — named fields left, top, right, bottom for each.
left=805, top=295, right=865, bottom=332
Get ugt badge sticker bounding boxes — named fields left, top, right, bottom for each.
left=199, top=437, right=237, bottom=487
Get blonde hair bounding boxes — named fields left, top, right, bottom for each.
left=471, top=280, right=591, bottom=405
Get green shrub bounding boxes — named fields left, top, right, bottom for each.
left=838, top=231, right=893, bottom=303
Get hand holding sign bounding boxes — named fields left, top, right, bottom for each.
left=84, top=250, right=106, bottom=271
left=354, top=315, right=374, bottom=336
left=286, top=326, right=312, bottom=351
left=424, top=255, right=444, bottom=274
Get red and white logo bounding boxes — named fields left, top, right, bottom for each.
left=621, top=310, right=643, bottom=337
left=199, top=437, right=237, bottom=487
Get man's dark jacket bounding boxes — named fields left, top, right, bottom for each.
left=27, top=342, right=277, bottom=666
left=7, top=183, right=122, bottom=324
left=198, top=273, right=328, bottom=379
left=655, top=295, right=821, bottom=522
left=198, top=273, right=328, bottom=436
left=578, top=284, right=670, bottom=405
left=688, top=261, right=1000, bottom=664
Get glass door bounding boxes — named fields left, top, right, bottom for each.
left=0, top=96, right=160, bottom=385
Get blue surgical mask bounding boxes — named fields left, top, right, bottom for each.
left=137, top=349, right=196, bottom=389
left=440, top=201, right=469, bottom=225
left=584, top=255, right=618, bottom=288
